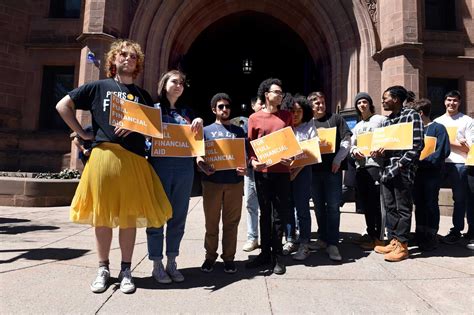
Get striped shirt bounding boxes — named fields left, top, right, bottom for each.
left=381, top=107, right=424, bottom=183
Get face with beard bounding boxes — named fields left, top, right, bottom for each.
left=213, top=99, right=231, bottom=122
left=113, top=47, right=137, bottom=77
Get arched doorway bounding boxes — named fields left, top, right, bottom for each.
left=179, top=11, right=320, bottom=124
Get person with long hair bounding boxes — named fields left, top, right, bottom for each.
left=56, top=39, right=172, bottom=294
left=146, top=70, right=203, bottom=284
left=286, top=95, right=317, bottom=261
left=373, top=86, right=424, bottom=262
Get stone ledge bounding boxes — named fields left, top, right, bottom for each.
left=0, top=177, right=79, bottom=207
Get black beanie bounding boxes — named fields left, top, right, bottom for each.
left=354, top=92, right=373, bottom=108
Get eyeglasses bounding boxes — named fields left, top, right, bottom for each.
left=269, top=90, right=285, bottom=97
left=118, top=51, right=137, bottom=60
left=217, top=104, right=231, bottom=110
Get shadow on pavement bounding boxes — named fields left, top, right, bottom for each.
left=0, top=248, right=90, bottom=264
left=0, top=216, right=61, bottom=235
left=0, top=218, right=31, bottom=224
left=133, top=259, right=271, bottom=292
left=408, top=241, right=474, bottom=259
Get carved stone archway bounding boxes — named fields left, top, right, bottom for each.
left=130, top=0, right=379, bottom=110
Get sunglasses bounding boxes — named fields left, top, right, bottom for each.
left=217, top=104, right=231, bottom=110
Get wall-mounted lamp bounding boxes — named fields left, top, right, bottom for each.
left=242, top=58, right=252, bottom=74
left=87, top=51, right=100, bottom=67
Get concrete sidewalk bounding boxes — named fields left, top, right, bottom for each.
left=0, top=199, right=473, bottom=314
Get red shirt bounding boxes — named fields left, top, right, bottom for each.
left=248, top=109, right=293, bottom=173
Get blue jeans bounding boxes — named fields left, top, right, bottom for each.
left=146, top=157, right=194, bottom=260
left=244, top=168, right=259, bottom=241
left=311, top=170, right=342, bottom=245
left=444, top=163, right=469, bottom=233
left=287, top=166, right=312, bottom=244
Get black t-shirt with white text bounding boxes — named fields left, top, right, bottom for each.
left=312, top=113, right=352, bottom=172
left=68, top=78, right=154, bottom=156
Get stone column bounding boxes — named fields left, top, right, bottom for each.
left=70, top=0, right=125, bottom=170
left=376, top=0, right=424, bottom=106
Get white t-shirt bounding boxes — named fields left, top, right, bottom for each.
left=434, top=112, right=473, bottom=163
left=293, top=121, right=317, bottom=141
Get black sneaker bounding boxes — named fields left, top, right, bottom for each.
left=419, top=234, right=438, bottom=251
left=200, top=259, right=215, bottom=273
left=272, top=256, right=286, bottom=275
left=245, top=252, right=271, bottom=269
left=442, top=230, right=462, bottom=244
left=223, top=261, right=237, bottom=274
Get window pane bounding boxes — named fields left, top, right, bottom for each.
left=427, top=78, right=459, bottom=119
left=49, top=0, right=81, bottom=18
left=425, top=0, right=456, bottom=31
left=40, top=66, right=75, bottom=130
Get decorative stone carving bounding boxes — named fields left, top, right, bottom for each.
left=363, top=0, right=377, bottom=25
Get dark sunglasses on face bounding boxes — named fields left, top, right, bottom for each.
left=217, top=104, right=231, bottom=110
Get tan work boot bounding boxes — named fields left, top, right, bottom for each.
left=384, top=240, right=409, bottom=262
left=360, top=238, right=385, bottom=251
left=374, top=238, right=397, bottom=254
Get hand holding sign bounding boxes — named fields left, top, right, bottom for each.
left=109, top=94, right=163, bottom=138
left=250, top=127, right=302, bottom=167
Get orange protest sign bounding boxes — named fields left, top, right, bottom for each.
left=466, top=145, right=474, bottom=166
left=371, top=122, right=413, bottom=151
left=151, top=123, right=204, bottom=157
left=250, top=127, right=302, bottom=167
left=204, top=138, right=246, bottom=171
left=317, top=127, right=337, bottom=154
left=290, top=137, right=322, bottom=169
left=109, top=94, right=163, bottom=138
left=356, top=132, right=373, bottom=156
left=420, top=136, right=437, bottom=160
left=446, top=126, right=458, bottom=143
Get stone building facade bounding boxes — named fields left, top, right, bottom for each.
left=1, top=0, right=473, bottom=172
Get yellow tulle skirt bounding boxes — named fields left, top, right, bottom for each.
left=70, top=143, right=172, bottom=228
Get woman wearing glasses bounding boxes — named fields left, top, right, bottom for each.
left=146, top=70, right=204, bottom=284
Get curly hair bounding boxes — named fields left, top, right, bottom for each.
left=293, top=95, right=313, bottom=123
left=157, top=70, right=186, bottom=110
left=257, top=78, right=282, bottom=103
left=104, top=39, right=145, bottom=79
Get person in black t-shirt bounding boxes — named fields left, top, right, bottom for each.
left=308, top=91, right=352, bottom=262
left=56, top=39, right=171, bottom=294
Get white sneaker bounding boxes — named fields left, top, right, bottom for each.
left=166, top=260, right=184, bottom=283
left=282, top=241, right=298, bottom=255
left=293, top=244, right=310, bottom=261
left=326, top=245, right=342, bottom=261
left=308, top=239, right=327, bottom=250
left=118, top=268, right=135, bottom=294
left=90, top=266, right=110, bottom=293
left=152, top=260, right=172, bottom=284
left=242, top=240, right=259, bottom=252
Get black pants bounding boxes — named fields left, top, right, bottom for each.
left=254, top=172, right=290, bottom=256
left=413, top=168, right=442, bottom=237
left=356, top=167, right=383, bottom=240
left=381, top=173, right=413, bottom=243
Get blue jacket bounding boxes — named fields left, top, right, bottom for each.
left=419, top=121, right=451, bottom=169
